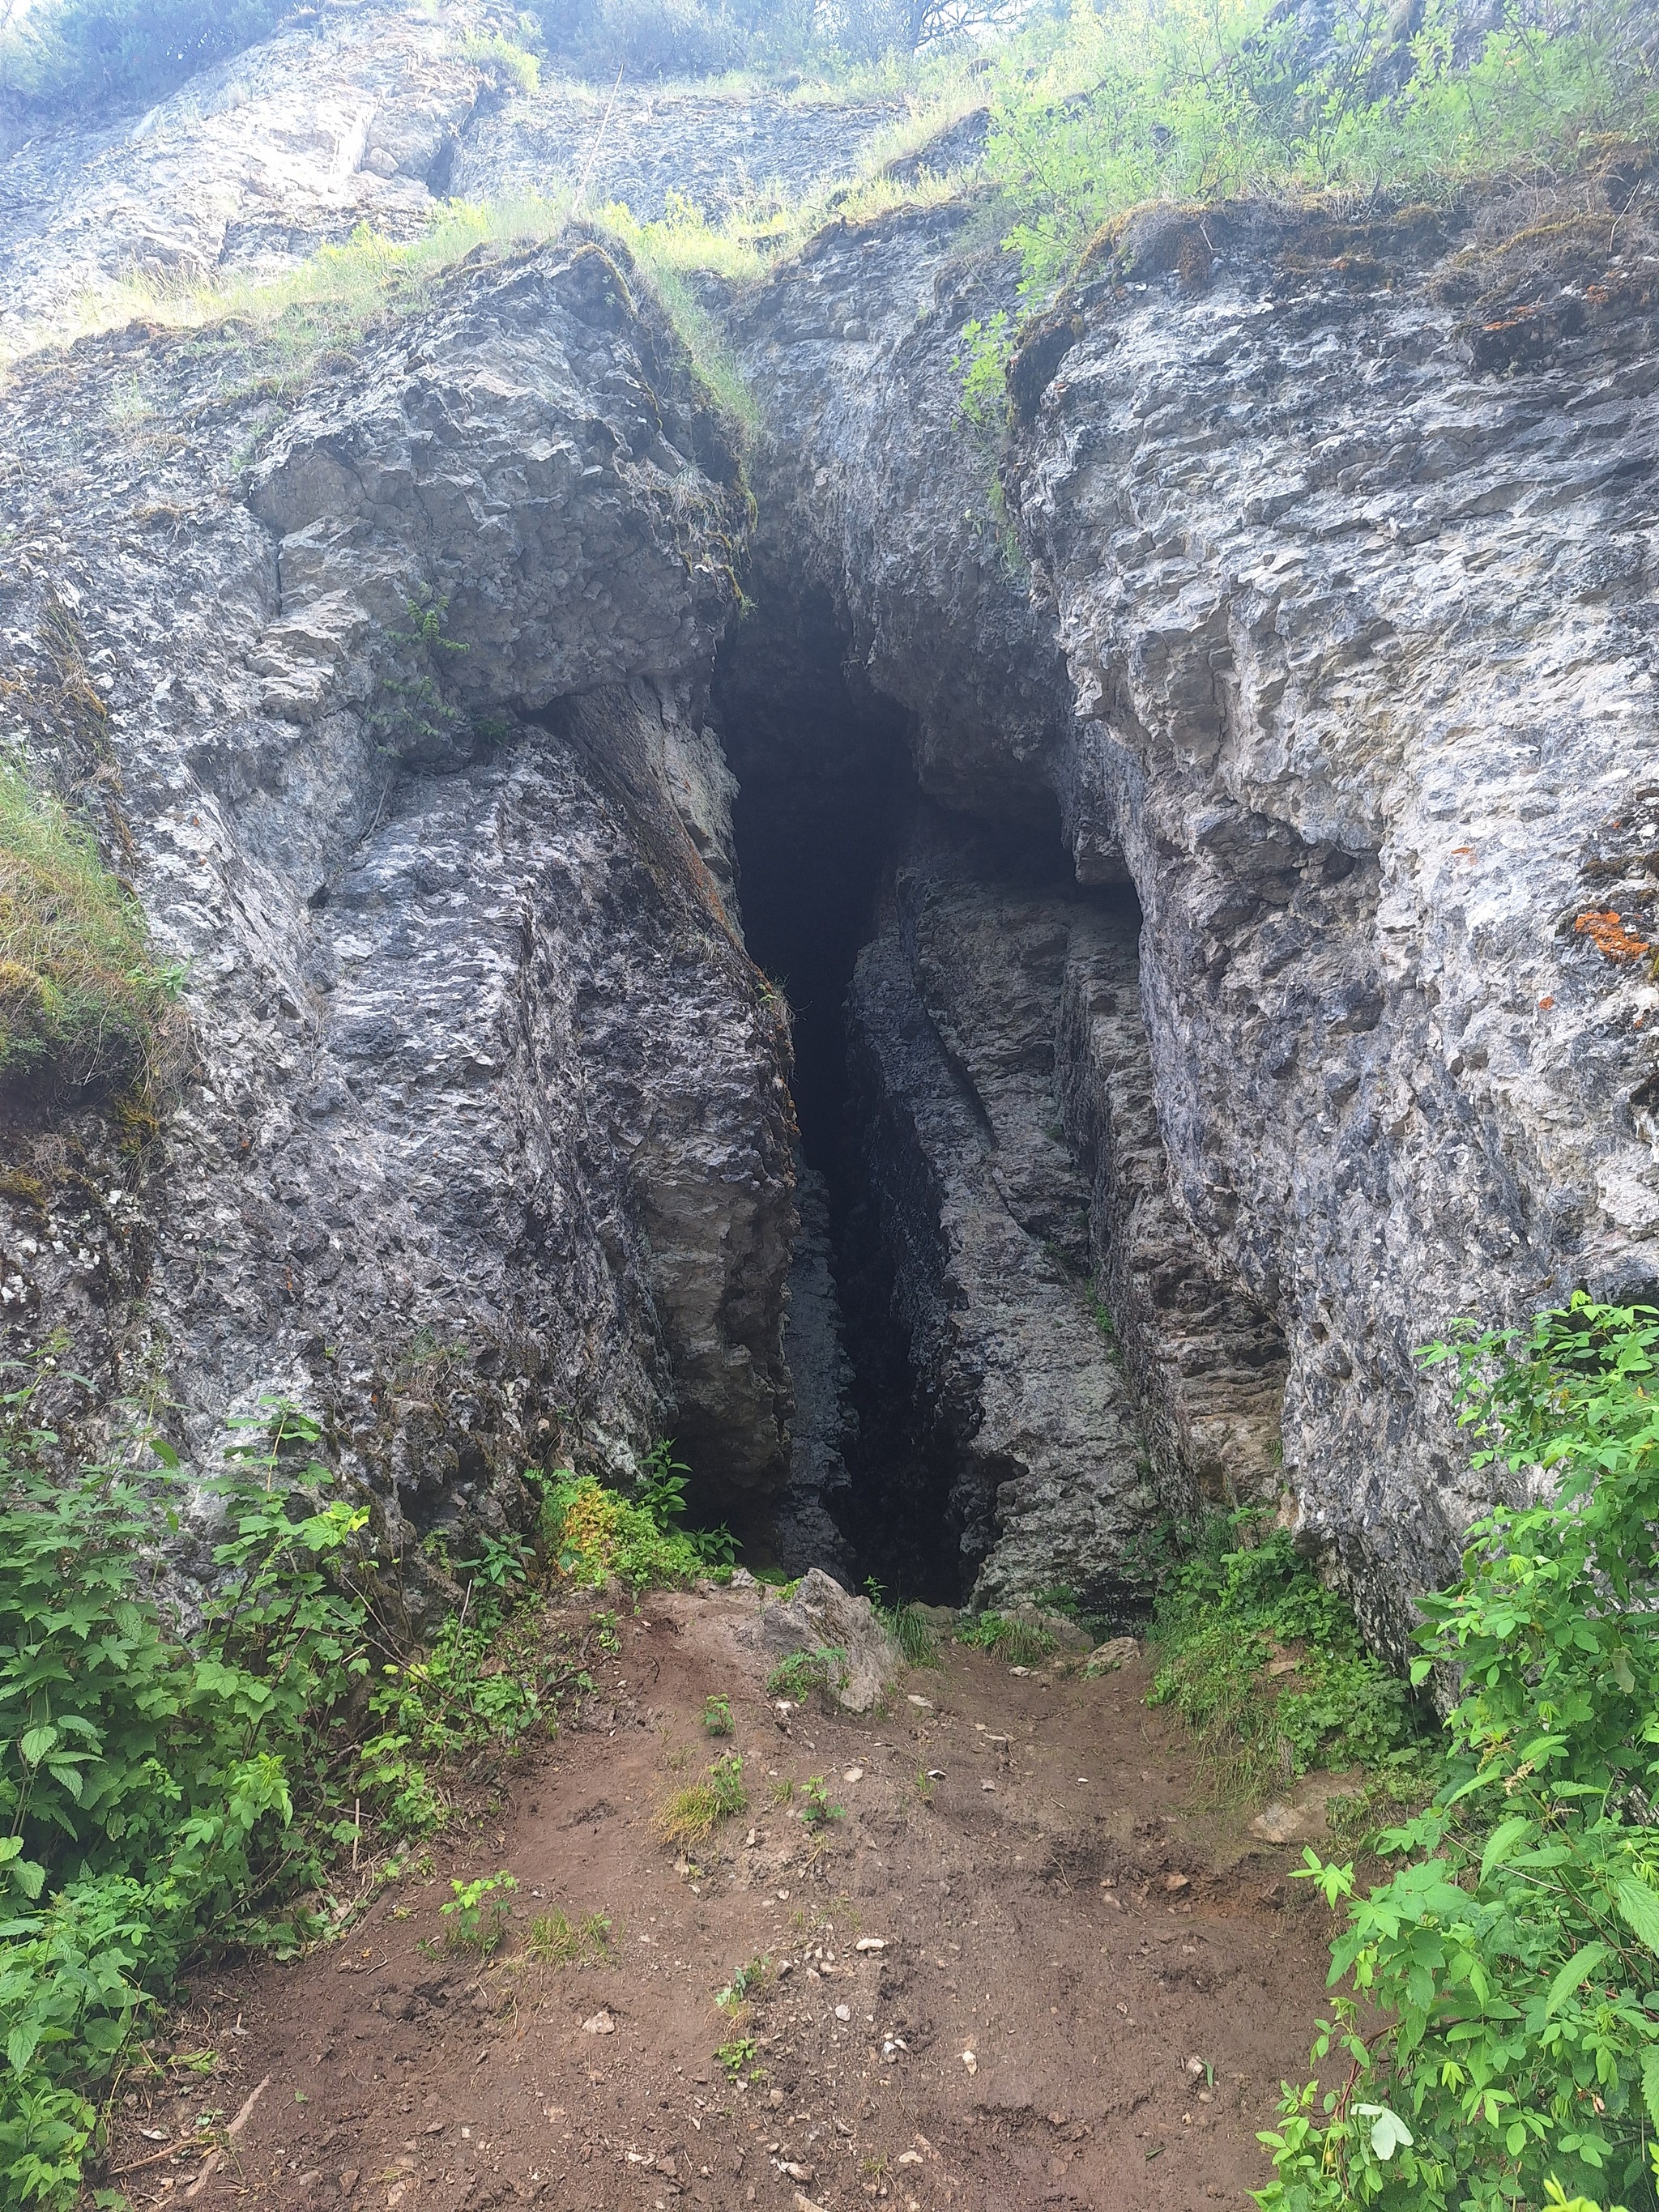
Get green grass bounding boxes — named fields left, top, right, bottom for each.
left=764, top=1645, right=849, bottom=1703
left=655, top=1752, right=748, bottom=1845
left=526, top=1905, right=615, bottom=1967
left=0, top=767, right=181, bottom=1100
left=954, top=1611, right=1056, bottom=1667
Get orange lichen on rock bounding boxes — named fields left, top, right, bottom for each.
left=1575, top=909, right=1652, bottom=963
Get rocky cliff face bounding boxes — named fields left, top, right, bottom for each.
left=731, top=173, right=1659, bottom=1645
left=0, top=224, right=795, bottom=1595
left=5, top=18, right=1657, bottom=1640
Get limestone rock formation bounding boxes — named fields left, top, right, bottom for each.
left=0, top=228, right=795, bottom=1575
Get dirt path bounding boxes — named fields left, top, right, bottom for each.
left=103, top=1589, right=1336, bottom=2211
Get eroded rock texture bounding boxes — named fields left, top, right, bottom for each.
left=736, top=181, right=1659, bottom=1644
left=0, top=231, right=794, bottom=1572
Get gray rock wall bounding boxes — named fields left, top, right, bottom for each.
left=0, top=229, right=794, bottom=1575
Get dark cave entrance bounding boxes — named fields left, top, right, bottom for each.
left=712, top=585, right=965, bottom=1600
left=714, top=586, right=1098, bottom=1606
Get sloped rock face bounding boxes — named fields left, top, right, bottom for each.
left=0, top=232, right=794, bottom=1562
left=738, top=180, right=1659, bottom=1647
left=844, top=811, right=1155, bottom=1609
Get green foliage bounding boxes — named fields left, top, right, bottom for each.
left=1149, top=1508, right=1433, bottom=1800
left=0, top=768, right=183, bottom=1101
left=1256, top=1298, right=1659, bottom=2212
left=526, top=1904, right=614, bottom=1967
left=954, top=1610, right=1056, bottom=1667
left=716, top=1953, right=768, bottom=2011
left=544, top=1468, right=729, bottom=1591
left=715, top=2033, right=758, bottom=2077
left=764, top=1645, right=850, bottom=1704
left=0, top=0, right=290, bottom=113
left=983, top=0, right=1659, bottom=302
left=0, top=1376, right=560, bottom=2208
left=456, top=30, right=540, bottom=93
left=655, top=1751, right=748, bottom=1844
left=0, top=1388, right=373, bottom=2206
left=439, top=1870, right=516, bottom=1956
left=702, top=1694, right=734, bottom=1737
left=954, top=311, right=1013, bottom=427
left=800, top=1775, right=842, bottom=1828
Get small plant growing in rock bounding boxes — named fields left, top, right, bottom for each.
left=441, top=1870, right=516, bottom=1955
left=703, top=1693, right=734, bottom=1737
left=765, top=1645, right=848, bottom=1704
left=800, top=1776, right=842, bottom=1828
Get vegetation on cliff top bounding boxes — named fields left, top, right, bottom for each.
left=0, top=767, right=182, bottom=1103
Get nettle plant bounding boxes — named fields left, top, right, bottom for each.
left=1259, top=1298, right=1659, bottom=2212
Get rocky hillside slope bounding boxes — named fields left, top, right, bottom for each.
left=2, top=6, right=1656, bottom=1646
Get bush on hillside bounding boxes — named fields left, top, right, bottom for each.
left=1260, top=1298, right=1659, bottom=2212
left=0, top=0, right=291, bottom=114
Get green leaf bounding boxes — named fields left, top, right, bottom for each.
left=19, top=1724, right=58, bottom=1767
left=1480, top=1815, right=1533, bottom=1882
left=6, top=2023, right=40, bottom=2074
left=1354, top=2103, right=1414, bottom=2160
left=1642, top=2045, right=1659, bottom=2133
left=1616, top=1876, right=1659, bottom=1957
left=1546, top=1942, right=1610, bottom=2016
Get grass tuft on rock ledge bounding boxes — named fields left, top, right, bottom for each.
left=0, top=766, right=181, bottom=1102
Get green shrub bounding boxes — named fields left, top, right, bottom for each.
left=1259, top=1298, right=1659, bottom=2212
left=0, top=0, right=291, bottom=113
left=0, top=768, right=182, bottom=1101
left=655, top=1751, right=748, bottom=1843
left=703, top=1693, right=734, bottom=1736
left=0, top=1390, right=373, bottom=2206
left=800, top=1774, right=842, bottom=1827
left=439, top=1870, right=516, bottom=1956
left=544, top=1464, right=734, bottom=1591
left=1148, top=1509, right=1433, bottom=1801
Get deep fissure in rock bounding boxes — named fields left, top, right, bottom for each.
left=714, top=587, right=1149, bottom=1609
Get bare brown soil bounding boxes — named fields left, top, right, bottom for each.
left=100, top=1589, right=1336, bottom=2212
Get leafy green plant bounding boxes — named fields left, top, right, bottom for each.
left=526, top=1905, right=614, bottom=1967
left=456, top=29, right=540, bottom=92
left=954, top=1611, right=1056, bottom=1667
left=800, top=1775, right=842, bottom=1829
left=439, top=1871, right=516, bottom=1956
left=716, top=1954, right=768, bottom=2012
left=764, top=1645, right=849, bottom=1704
left=1148, top=1508, right=1434, bottom=1801
left=703, top=1694, right=734, bottom=1737
left=0, top=1387, right=376, bottom=2206
left=1257, top=1298, right=1659, bottom=2212
left=715, top=2034, right=758, bottom=2078
left=0, top=766, right=184, bottom=1099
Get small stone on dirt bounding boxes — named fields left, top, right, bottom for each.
left=962, top=2050, right=978, bottom=2073
left=842, top=1767, right=864, bottom=1783
left=907, top=1694, right=932, bottom=1710
left=834, top=2004, right=851, bottom=2021
left=1164, top=1872, right=1190, bottom=1890
left=1084, top=1637, right=1139, bottom=1677
left=1248, top=1804, right=1306, bottom=1843
left=582, top=2009, right=616, bottom=2035
left=855, top=1937, right=886, bottom=1951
